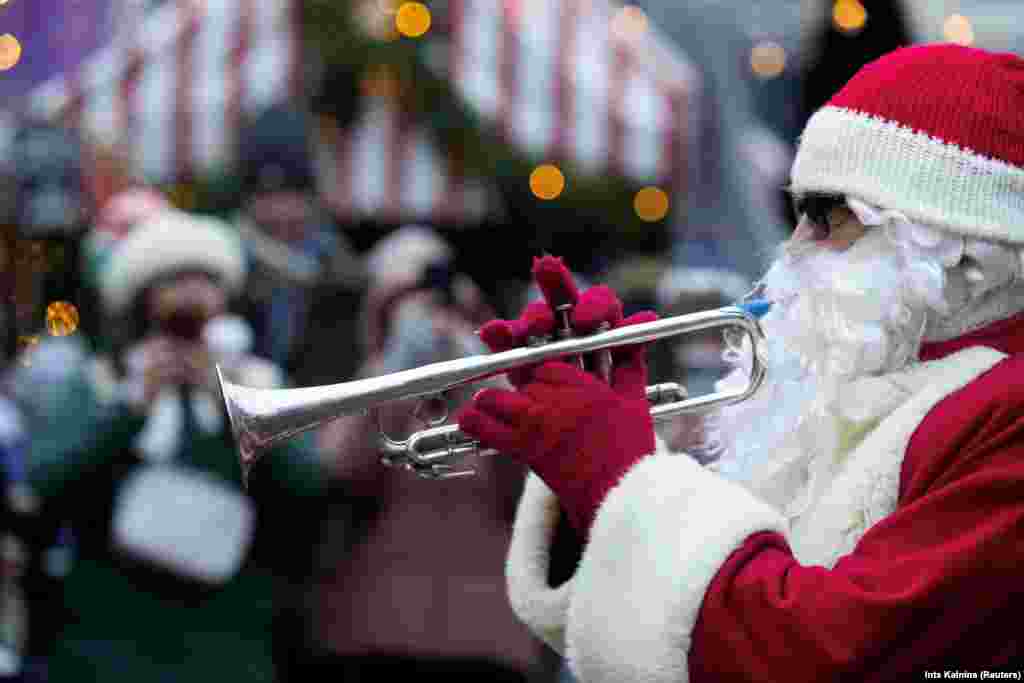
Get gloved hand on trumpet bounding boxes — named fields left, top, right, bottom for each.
left=218, top=255, right=766, bottom=486
left=458, top=255, right=661, bottom=538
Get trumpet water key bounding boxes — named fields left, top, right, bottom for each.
left=218, top=302, right=771, bottom=488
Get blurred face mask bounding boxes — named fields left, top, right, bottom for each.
left=148, top=273, right=228, bottom=342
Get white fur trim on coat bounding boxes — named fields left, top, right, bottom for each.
left=566, top=452, right=787, bottom=683
left=506, top=474, right=575, bottom=654
left=506, top=447, right=787, bottom=682
left=505, top=347, right=1010, bottom=682
left=788, top=346, right=1006, bottom=568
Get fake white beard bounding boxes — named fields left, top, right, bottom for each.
left=703, top=203, right=977, bottom=485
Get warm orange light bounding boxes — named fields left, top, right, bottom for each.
left=634, top=187, right=670, bottom=222
left=46, top=301, right=80, bottom=336
left=0, top=34, right=23, bottom=71
left=529, top=164, right=566, bottom=201
left=750, top=42, right=786, bottom=79
left=833, top=0, right=867, bottom=34
left=943, top=14, right=975, bottom=46
left=396, top=2, right=432, bottom=38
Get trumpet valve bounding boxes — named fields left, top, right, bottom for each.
left=646, top=382, right=688, bottom=407
left=413, top=463, right=478, bottom=480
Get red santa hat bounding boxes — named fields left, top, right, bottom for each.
left=93, top=186, right=171, bottom=236
left=790, top=44, right=1024, bottom=245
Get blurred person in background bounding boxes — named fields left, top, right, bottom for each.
left=1, top=119, right=95, bottom=355
left=650, top=266, right=751, bottom=461
left=634, top=0, right=792, bottom=287
left=798, top=0, right=914, bottom=136
left=0, top=358, right=67, bottom=683
left=311, top=226, right=554, bottom=682
left=9, top=201, right=327, bottom=682
left=0, top=119, right=96, bottom=683
left=0, top=376, right=35, bottom=682
left=234, top=105, right=366, bottom=387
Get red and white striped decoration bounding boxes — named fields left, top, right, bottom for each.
left=318, top=0, right=699, bottom=223
left=445, top=0, right=698, bottom=186
left=28, top=0, right=300, bottom=184
left=315, top=95, right=496, bottom=224
left=22, top=0, right=699, bottom=225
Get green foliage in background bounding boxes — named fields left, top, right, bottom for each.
left=300, top=0, right=670, bottom=242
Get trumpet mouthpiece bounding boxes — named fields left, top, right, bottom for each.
left=737, top=299, right=772, bottom=319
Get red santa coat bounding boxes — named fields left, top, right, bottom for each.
left=505, top=313, right=1024, bottom=682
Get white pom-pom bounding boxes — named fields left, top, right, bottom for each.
left=236, top=359, right=283, bottom=390
left=202, top=315, right=253, bottom=358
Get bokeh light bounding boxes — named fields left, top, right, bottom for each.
left=943, top=14, right=975, bottom=46
left=832, top=0, right=867, bottom=35
left=395, top=2, right=431, bottom=38
left=634, top=187, right=670, bottom=222
left=0, top=34, right=23, bottom=71
left=529, top=164, right=566, bottom=201
left=750, top=42, right=786, bottom=79
left=46, top=301, right=80, bottom=337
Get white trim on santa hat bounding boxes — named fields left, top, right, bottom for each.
left=791, top=106, right=1024, bottom=245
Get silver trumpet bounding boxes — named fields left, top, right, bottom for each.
left=218, top=304, right=769, bottom=487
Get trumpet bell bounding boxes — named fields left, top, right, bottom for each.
left=218, top=304, right=769, bottom=486
left=218, top=366, right=256, bottom=487
left=218, top=365, right=373, bottom=487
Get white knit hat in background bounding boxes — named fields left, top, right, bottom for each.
left=84, top=204, right=246, bottom=315
left=365, top=224, right=453, bottom=290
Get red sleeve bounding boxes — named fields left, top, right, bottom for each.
left=689, top=356, right=1024, bottom=681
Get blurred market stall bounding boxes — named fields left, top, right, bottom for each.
left=0, top=0, right=853, bottom=318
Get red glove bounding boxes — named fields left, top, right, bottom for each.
left=459, top=354, right=656, bottom=538
left=465, top=255, right=659, bottom=536
left=479, top=255, right=636, bottom=387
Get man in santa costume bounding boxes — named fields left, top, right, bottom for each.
left=458, top=44, right=1024, bottom=680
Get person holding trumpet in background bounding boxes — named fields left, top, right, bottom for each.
left=310, top=226, right=553, bottom=681
left=454, top=44, right=1024, bottom=680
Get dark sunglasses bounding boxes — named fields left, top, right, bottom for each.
left=790, top=193, right=848, bottom=239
